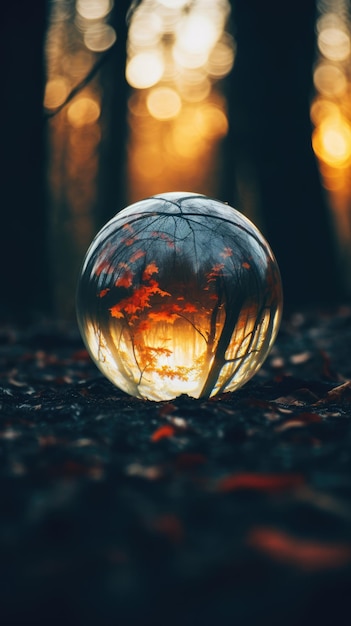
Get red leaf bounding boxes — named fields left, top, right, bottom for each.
left=216, top=472, right=304, bottom=493
left=207, top=263, right=225, bottom=281
left=115, top=269, right=133, bottom=288
left=94, top=259, right=113, bottom=276
left=183, top=303, right=198, bottom=313
left=220, top=247, right=233, bottom=258
left=129, top=250, right=146, bottom=263
left=98, top=288, right=110, bottom=298
left=122, top=223, right=134, bottom=232
left=151, top=424, right=175, bottom=442
left=109, top=305, right=124, bottom=319
left=151, top=514, right=184, bottom=544
left=248, top=527, right=351, bottom=571
left=142, top=262, right=159, bottom=280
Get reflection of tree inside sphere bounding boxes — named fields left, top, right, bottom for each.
left=76, top=193, right=283, bottom=401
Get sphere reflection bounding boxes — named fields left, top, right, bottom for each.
left=77, top=193, right=283, bottom=401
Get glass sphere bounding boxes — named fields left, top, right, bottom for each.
left=76, top=193, right=283, bottom=401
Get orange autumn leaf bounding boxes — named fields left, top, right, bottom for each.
left=123, top=287, right=152, bottom=312
left=207, top=263, right=225, bottom=281
left=109, top=305, right=124, bottom=319
left=136, top=346, right=172, bottom=371
left=220, top=247, right=233, bottom=258
left=94, top=259, right=113, bottom=276
left=147, top=280, right=171, bottom=298
left=151, top=424, right=175, bottom=442
left=115, top=269, right=133, bottom=288
left=242, top=262, right=251, bottom=269
left=142, top=262, right=159, bottom=281
left=155, top=365, right=190, bottom=381
left=134, top=320, right=151, bottom=333
left=183, top=303, right=198, bottom=313
left=149, top=310, right=178, bottom=323
left=248, top=527, right=351, bottom=571
left=151, top=231, right=175, bottom=248
left=123, top=301, right=144, bottom=315
left=129, top=249, right=146, bottom=263
left=97, top=288, right=110, bottom=298
left=145, top=346, right=172, bottom=356
left=122, top=223, right=134, bottom=232
left=216, top=472, right=304, bottom=493
left=109, top=281, right=171, bottom=321
left=148, top=302, right=181, bottom=323
left=92, top=243, right=115, bottom=276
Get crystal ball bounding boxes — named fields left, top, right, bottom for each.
left=76, top=192, right=283, bottom=401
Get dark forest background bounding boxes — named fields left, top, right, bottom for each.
left=0, top=0, right=345, bottom=323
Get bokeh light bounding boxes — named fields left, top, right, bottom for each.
left=76, top=0, right=112, bottom=21
left=44, top=0, right=119, bottom=317
left=311, top=0, right=351, bottom=294
left=313, top=116, right=351, bottom=166
left=44, top=0, right=234, bottom=314
left=176, top=71, right=211, bottom=103
left=158, top=0, right=189, bottom=8
left=84, top=23, right=116, bottom=52
left=126, top=51, right=165, bottom=89
left=312, top=1, right=351, bottom=172
left=310, top=97, right=340, bottom=126
left=128, top=11, right=163, bottom=49
left=317, top=25, right=350, bottom=61
left=175, top=14, right=219, bottom=56
left=67, top=96, right=101, bottom=128
left=126, top=0, right=233, bottom=202
left=146, top=87, right=182, bottom=120
left=313, top=62, right=347, bottom=97
left=44, top=77, right=69, bottom=109
left=195, top=103, right=229, bottom=140
left=206, top=36, right=236, bottom=78
left=63, top=50, right=93, bottom=78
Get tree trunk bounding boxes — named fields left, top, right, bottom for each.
left=98, top=0, right=131, bottom=226
left=223, top=0, right=341, bottom=308
left=0, top=1, right=50, bottom=321
left=200, top=292, right=245, bottom=398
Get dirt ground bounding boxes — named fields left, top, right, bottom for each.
left=1, top=305, right=351, bottom=625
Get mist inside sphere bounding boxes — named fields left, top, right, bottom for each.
left=76, top=193, right=283, bottom=401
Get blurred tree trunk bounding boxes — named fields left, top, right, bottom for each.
left=223, top=0, right=341, bottom=308
left=0, top=1, right=50, bottom=321
left=98, top=0, right=131, bottom=227
left=47, top=0, right=131, bottom=320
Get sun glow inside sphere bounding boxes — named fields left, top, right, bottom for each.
left=76, top=193, right=283, bottom=401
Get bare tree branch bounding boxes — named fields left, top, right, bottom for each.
left=44, top=44, right=117, bottom=119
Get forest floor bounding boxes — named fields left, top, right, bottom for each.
left=1, top=305, right=351, bottom=625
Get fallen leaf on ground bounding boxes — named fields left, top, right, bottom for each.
left=216, top=472, right=304, bottom=493
left=248, top=527, right=351, bottom=571
left=151, top=424, right=175, bottom=442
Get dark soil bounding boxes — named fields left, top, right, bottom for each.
left=1, top=306, right=351, bottom=625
